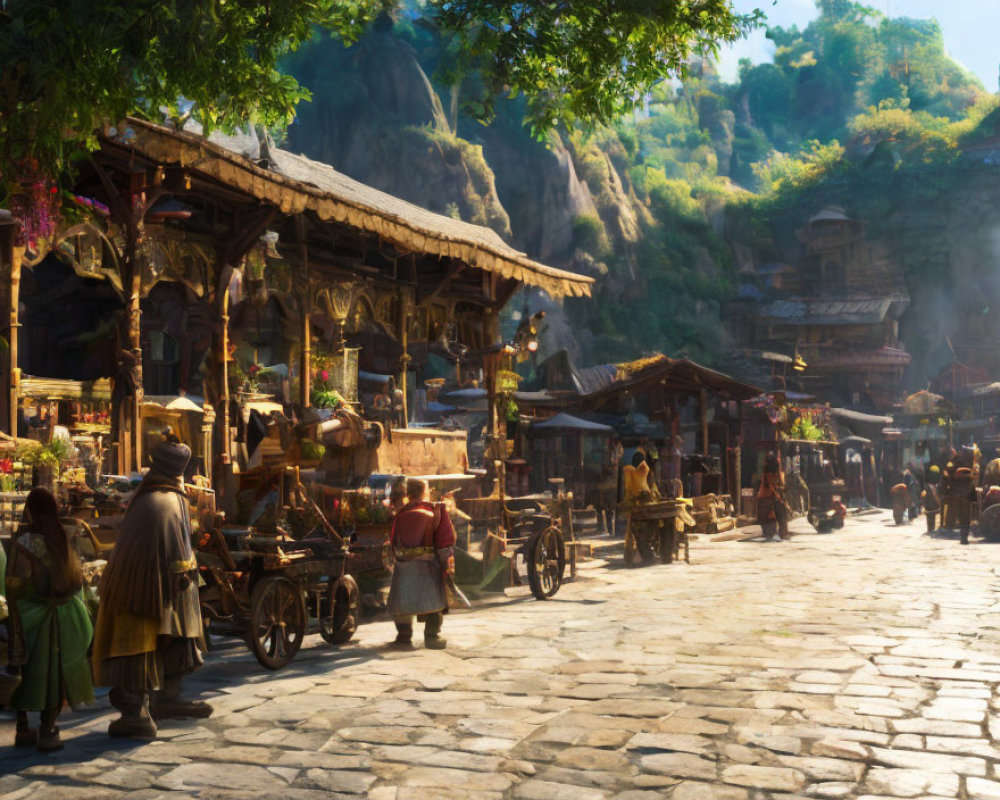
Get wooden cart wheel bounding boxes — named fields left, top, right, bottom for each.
left=319, top=575, right=360, bottom=645
left=527, top=526, right=565, bottom=600
left=980, top=504, right=1000, bottom=541
left=248, top=576, right=306, bottom=670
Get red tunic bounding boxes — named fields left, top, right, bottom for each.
left=390, top=501, right=456, bottom=550
left=388, top=501, right=456, bottom=617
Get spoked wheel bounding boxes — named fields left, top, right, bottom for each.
left=527, top=526, right=565, bottom=600
left=980, top=504, right=1000, bottom=540
left=248, top=576, right=306, bottom=670
left=319, top=575, right=360, bottom=645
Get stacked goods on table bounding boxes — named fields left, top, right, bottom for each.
left=690, top=493, right=736, bottom=534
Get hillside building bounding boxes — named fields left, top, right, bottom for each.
left=743, top=206, right=910, bottom=410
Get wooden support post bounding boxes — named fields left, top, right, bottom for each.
left=301, top=306, right=311, bottom=410
left=399, top=290, right=409, bottom=426
left=220, top=286, right=232, bottom=465
left=734, top=399, right=744, bottom=515
left=699, top=388, right=709, bottom=456
left=297, top=219, right=311, bottom=411
left=6, top=244, right=22, bottom=438
left=127, top=255, right=144, bottom=473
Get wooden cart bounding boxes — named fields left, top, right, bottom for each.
left=195, top=525, right=364, bottom=670
left=622, top=499, right=693, bottom=567
left=458, top=492, right=571, bottom=600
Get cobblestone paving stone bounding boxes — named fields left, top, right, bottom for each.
left=5, top=511, right=1000, bottom=799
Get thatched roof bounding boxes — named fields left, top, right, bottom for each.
left=116, top=118, right=592, bottom=299
left=899, top=390, right=954, bottom=417
left=594, top=353, right=762, bottom=402
left=758, top=297, right=907, bottom=326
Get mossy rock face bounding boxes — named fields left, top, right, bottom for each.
left=286, top=30, right=510, bottom=239
left=281, top=5, right=1000, bottom=376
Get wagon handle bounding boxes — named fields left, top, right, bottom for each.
left=296, top=481, right=345, bottom=547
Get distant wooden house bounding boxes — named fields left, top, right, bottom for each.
left=749, top=206, right=910, bottom=410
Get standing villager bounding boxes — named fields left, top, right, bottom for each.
left=890, top=482, right=911, bottom=525
left=757, top=455, right=789, bottom=541
left=953, top=447, right=978, bottom=545
left=92, top=439, right=210, bottom=740
left=623, top=451, right=660, bottom=564
left=922, top=465, right=942, bottom=533
left=5, top=488, right=94, bottom=752
left=903, top=467, right=921, bottom=520
left=388, top=479, right=455, bottom=650
left=941, top=447, right=978, bottom=545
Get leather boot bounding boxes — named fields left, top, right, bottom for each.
left=15, top=711, right=37, bottom=748
left=37, top=708, right=63, bottom=752
left=391, top=620, right=414, bottom=648
left=108, top=688, right=158, bottom=740
left=151, top=673, right=213, bottom=720
left=424, top=613, right=447, bottom=649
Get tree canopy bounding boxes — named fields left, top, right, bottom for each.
left=0, top=0, right=382, bottom=192
left=0, top=0, right=760, bottom=194
left=431, top=0, right=761, bottom=134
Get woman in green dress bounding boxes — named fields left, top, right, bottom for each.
left=6, top=488, right=94, bottom=751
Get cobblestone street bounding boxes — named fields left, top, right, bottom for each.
left=5, top=511, right=1000, bottom=799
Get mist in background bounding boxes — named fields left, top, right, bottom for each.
left=719, top=0, right=1000, bottom=92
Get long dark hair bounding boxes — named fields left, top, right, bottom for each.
left=23, top=487, right=83, bottom=595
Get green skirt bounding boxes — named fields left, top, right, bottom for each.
left=10, top=590, right=95, bottom=711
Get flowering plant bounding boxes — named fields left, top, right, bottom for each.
left=311, top=360, right=346, bottom=409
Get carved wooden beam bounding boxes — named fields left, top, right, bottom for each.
left=417, top=260, right=463, bottom=305
left=88, top=156, right=131, bottom=223
left=222, top=206, right=277, bottom=268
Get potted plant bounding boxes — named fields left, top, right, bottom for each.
left=22, top=439, right=70, bottom=493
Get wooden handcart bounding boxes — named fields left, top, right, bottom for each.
left=622, top=499, right=693, bottom=567
left=459, top=490, right=572, bottom=600
left=195, top=524, right=366, bottom=670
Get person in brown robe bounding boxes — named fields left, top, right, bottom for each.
left=92, top=439, right=211, bottom=739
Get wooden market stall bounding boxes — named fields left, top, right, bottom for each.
left=573, top=355, right=762, bottom=516
left=0, top=119, right=593, bottom=561
left=526, top=412, right=618, bottom=513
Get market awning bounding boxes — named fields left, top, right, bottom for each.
left=809, top=347, right=911, bottom=370
left=966, top=382, right=1000, bottom=398
left=830, top=408, right=893, bottom=426
left=115, top=119, right=593, bottom=300
left=18, top=376, right=112, bottom=401
left=439, top=388, right=559, bottom=412
left=143, top=395, right=205, bottom=413
left=900, top=390, right=954, bottom=417
left=758, top=298, right=907, bottom=326
left=531, top=413, right=614, bottom=433
left=588, top=355, right=763, bottom=404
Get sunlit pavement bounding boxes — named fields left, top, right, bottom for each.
left=4, top=510, right=1000, bottom=799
